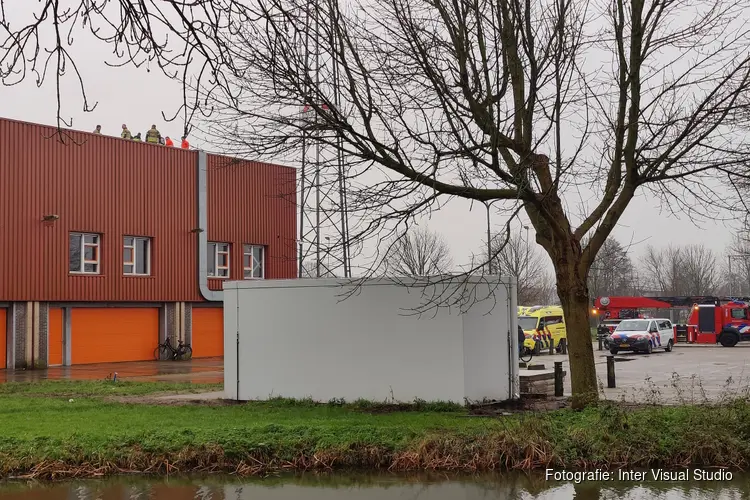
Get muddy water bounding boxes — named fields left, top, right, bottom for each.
left=0, top=472, right=748, bottom=499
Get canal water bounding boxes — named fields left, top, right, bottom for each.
left=0, top=472, right=748, bottom=499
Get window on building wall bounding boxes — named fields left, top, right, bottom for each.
left=208, top=242, right=230, bottom=278
left=243, top=244, right=265, bottom=279
left=69, top=233, right=100, bottom=274
left=123, top=236, right=151, bottom=275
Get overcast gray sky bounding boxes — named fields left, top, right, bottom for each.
left=0, top=10, right=741, bottom=272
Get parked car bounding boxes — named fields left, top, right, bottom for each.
left=607, top=318, right=675, bottom=355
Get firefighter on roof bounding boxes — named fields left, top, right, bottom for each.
left=146, top=124, right=161, bottom=144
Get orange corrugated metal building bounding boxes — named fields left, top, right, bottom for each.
left=0, top=117, right=297, bottom=369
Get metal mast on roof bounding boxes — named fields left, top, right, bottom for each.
left=298, top=0, right=351, bottom=279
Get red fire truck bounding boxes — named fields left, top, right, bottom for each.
left=592, top=296, right=750, bottom=347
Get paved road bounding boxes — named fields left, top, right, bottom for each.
left=0, top=357, right=224, bottom=384
left=526, top=342, right=750, bottom=403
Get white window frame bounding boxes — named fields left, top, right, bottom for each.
left=243, top=244, right=265, bottom=279
left=123, top=236, right=151, bottom=276
left=208, top=242, right=230, bottom=278
left=69, top=232, right=101, bottom=274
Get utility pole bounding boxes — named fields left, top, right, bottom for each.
left=298, top=0, right=351, bottom=281
left=485, top=202, right=494, bottom=274
left=325, top=236, right=331, bottom=277
left=523, top=225, right=530, bottom=297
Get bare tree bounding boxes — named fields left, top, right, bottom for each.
left=199, top=0, right=750, bottom=407
left=5, top=0, right=750, bottom=407
left=642, top=245, right=681, bottom=295
left=681, top=245, right=720, bottom=295
left=486, top=232, right=555, bottom=305
left=723, top=227, right=750, bottom=296
left=383, top=228, right=453, bottom=276
left=641, top=244, right=718, bottom=295
left=588, top=239, right=634, bottom=298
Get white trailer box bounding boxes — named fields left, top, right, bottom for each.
left=223, top=277, right=519, bottom=404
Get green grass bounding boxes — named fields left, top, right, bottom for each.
left=2, top=380, right=750, bottom=477
left=0, top=380, right=222, bottom=397
left=0, top=393, right=496, bottom=455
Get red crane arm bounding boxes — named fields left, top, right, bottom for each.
left=594, top=297, right=674, bottom=310
left=593, top=296, right=723, bottom=310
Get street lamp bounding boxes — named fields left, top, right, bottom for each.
left=484, top=200, right=503, bottom=274
left=523, top=225, right=530, bottom=259
left=522, top=225, right=530, bottom=291
left=298, top=241, right=304, bottom=278
left=485, top=203, right=493, bottom=274
left=325, top=236, right=331, bottom=277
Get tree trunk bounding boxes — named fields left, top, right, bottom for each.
left=554, top=252, right=599, bottom=409
left=525, top=154, right=599, bottom=408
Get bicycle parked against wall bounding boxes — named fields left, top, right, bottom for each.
left=154, top=337, right=193, bottom=361
left=519, top=346, right=533, bottom=364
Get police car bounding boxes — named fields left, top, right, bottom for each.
left=607, top=318, right=675, bottom=355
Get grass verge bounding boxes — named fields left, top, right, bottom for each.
left=0, top=380, right=222, bottom=397
left=2, top=381, right=750, bottom=478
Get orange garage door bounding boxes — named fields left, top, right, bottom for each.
left=0, top=308, right=5, bottom=369
left=71, top=308, right=159, bottom=365
left=192, top=307, right=223, bottom=358
left=48, top=308, right=63, bottom=366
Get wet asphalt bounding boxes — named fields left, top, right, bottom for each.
left=525, top=342, right=750, bottom=403
left=0, top=357, right=224, bottom=384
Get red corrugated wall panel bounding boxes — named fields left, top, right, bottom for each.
left=206, top=154, right=297, bottom=290
left=0, top=117, right=297, bottom=302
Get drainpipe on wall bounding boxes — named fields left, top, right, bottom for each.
left=33, top=302, right=40, bottom=368
left=197, top=150, right=223, bottom=302
left=507, top=277, right=520, bottom=400
left=178, top=302, right=185, bottom=341
left=30, top=302, right=35, bottom=369
left=25, top=301, right=32, bottom=368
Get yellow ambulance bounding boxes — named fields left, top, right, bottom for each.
left=518, top=305, right=567, bottom=354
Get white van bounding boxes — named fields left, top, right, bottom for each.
left=607, top=318, right=675, bottom=355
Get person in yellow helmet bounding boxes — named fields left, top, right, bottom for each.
left=146, top=124, right=161, bottom=144
left=121, top=124, right=132, bottom=139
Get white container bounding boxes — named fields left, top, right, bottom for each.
left=223, top=276, right=518, bottom=404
